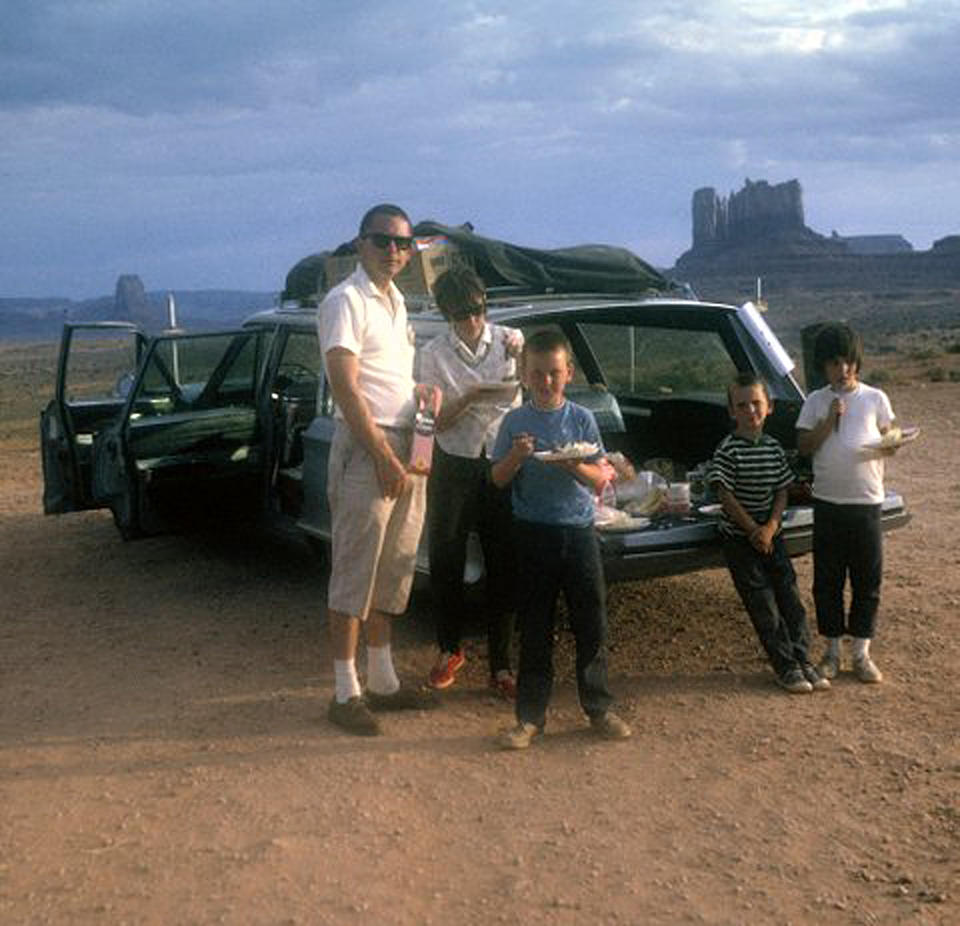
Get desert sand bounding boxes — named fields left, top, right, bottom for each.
left=1, top=358, right=958, bottom=923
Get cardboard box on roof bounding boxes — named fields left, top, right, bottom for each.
left=397, top=236, right=462, bottom=296
left=323, top=237, right=463, bottom=299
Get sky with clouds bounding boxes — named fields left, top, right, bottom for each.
left=2, top=0, right=958, bottom=298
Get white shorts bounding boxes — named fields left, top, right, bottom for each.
left=326, top=422, right=426, bottom=618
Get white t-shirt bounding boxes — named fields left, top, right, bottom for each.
left=418, top=323, right=522, bottom=458
left=796, top=381, right=894, bottom=504
left=317, top=265, right=416, bottom=428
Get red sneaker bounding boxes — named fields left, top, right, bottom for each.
left=489, top=670, right=517, bottom=701
left=428, top=649, right=466, bottom=689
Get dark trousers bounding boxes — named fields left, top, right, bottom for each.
left=426, top=445, right=516, bottom=674
left=812, top=500, right=882, bottom=639
left=722, top=533, right=811, bottom=677
left=513, top=520, right=613, bottom=728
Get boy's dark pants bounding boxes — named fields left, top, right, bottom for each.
left=427, top=445, right=516, bottom=674
left=722, top=533, right=811, bottom=677
left=513, top=520, right=613, bottom=729
left=812, top=500, right=882, bottom=639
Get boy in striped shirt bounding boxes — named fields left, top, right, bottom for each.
left=710, top=373, right=828, bottom=694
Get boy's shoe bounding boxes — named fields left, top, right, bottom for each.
left=853, top=655, right=883, bottom=684
left=777, top=667, right=814, bottom=694
left=489, top=670, right=517, bottom=701
left=366, top=685, right=440, bottom=712
left=328, top=696, right=381, bottom=736
left=800, top=662, right=832, bottom=691
left=497, top=721, right=542, bottom=750
left=818, top=651, right=841, bottom=680
left=590, top=711, right=632, bottom=740
left=428, top=649, right=466, bottom=690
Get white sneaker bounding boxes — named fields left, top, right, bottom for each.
left=497, top=721, right=542, bottom=750
left=818, top=651, right=841, bottom=680
left=853, top=655, right=883, bottom=683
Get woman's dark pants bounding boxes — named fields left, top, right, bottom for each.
left=427, top=445, right=516, bottom=674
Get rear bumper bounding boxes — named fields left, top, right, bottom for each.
left=599, top=492, right=910, bottom=584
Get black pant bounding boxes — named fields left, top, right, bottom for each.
left=426, top=445, right=515, bottom=674
left=812, top=500, right=882, bottom=639
left=513, top=520, right=613, bottom=728
left=722, top=533, right=811, bottom=677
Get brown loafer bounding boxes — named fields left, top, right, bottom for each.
left=327, top=696, right=382, bottom=735
left=365, top=685, right=440, bottom=712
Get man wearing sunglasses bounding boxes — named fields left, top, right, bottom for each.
left=318, top=203, right=438, bottom=735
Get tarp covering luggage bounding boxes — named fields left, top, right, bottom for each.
left=281, top=221, right=670, bottom=302
left=412, top=221, right=668, bottom=295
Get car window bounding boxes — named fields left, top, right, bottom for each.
left=579, top=323, right=737, bottom=401
left=274, top=329, right=330, bottom=415
left=132, top=332, right=263, bottom=416
left=63, top=328, right=140, bottom=402
left=514, top=322, right=588, bottom=386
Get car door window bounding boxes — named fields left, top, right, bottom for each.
left=274, top=329, right=326, bottom=410
left=63, top=328, right=141, bottom=404
left=272, top=329, right=324, bottom=467
left=579, top=323, right=736, bottom=401
left=131, top=331, right=263, bottom=416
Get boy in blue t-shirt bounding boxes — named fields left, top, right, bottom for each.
left=491, top=329, right=631, bottom=749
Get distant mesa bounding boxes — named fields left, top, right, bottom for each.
left=680, top=178, right=846, bottom=267
left=693, top=179, right=806, bottom=247
left=673, top=177, right=960, bottom=292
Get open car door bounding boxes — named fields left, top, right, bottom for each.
left=92, top=327, right=271, bottom=538
left=40, top=322, right=146, bottom=515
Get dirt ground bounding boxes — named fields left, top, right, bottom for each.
left=1, top=378, right=958, bottom=925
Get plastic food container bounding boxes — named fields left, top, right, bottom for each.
left=666, top=482, right=691, bottom=515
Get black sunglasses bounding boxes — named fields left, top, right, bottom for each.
left=362, top=232, right=414, bottom=251
left=448, top=301, right=486, bottom=321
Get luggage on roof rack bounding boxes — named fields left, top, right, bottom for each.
left=412, top=221, right=669, bottom=296
left=281, top=221, right=674, bottom=303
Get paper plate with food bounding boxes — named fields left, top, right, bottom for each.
left=594, top=506, right=652, bottom=532
left=862, top=425, right=920, bottom=451
left=534, top=441, right=600, bottom=462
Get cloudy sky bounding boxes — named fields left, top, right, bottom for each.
left=2, top=0, right=958, bottom=298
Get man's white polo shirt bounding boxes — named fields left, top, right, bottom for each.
left=317, top=264, right=416, bottom=427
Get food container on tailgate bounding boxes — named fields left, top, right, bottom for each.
left=666, top=482, right=691, bottom=515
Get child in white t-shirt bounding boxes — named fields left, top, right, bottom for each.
left=796, top=323, right=898, bottom=683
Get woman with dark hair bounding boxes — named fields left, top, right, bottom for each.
left=419, top=266, right=523, bottom=698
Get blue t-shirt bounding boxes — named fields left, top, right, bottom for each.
left=492, top=400, right=603, bottom=527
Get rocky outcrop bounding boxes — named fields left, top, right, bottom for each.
left=680, top=179, right=844, bottom=274
left=692, top=179, right=806, bottom=248
left=114, top=274, right=155, bottom=327
left=671, top=178, right=960, bottom=308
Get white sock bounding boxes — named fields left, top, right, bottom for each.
left=825, top=637, right=841, bottom=658
left=334, top=658, right=362, bottom=704
left=852, top=637, right=871, bottom=660
left=366, top=644, right=400, bottom=696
